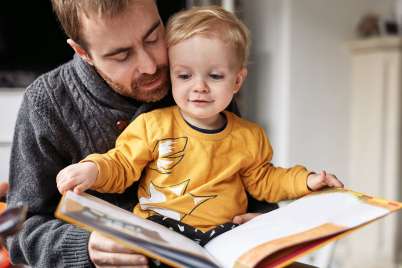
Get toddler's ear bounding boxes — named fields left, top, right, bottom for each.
left=234, top=68, right=248, bottom=93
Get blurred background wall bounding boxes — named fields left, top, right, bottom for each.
left=237, top=1, right=401, bottom=267
left=238, top=1, right=401, bottom=267
left=240, top=0, right=393, bottom=176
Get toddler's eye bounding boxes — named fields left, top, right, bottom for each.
left=177, top=74, right=191, bottom=80
left=210, top=74, right=224, bottom=80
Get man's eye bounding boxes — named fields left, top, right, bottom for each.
left=177, top=74, right=191, bottom=80
left=111, top=53, right=129, bottom=62
left=145, top=36, right=158, bottom=44
left=145, top=32, right=158, bottom=44
left=210, top=74, right=224, bottom=80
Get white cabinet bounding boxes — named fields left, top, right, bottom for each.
left=342, top=37, right=402, bottom=268
left=0, top=89, right=24, bottom=182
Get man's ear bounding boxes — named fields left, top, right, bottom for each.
left=67, top=39, right=94, bottom=65
left=233, top=67, right=248, bottom=94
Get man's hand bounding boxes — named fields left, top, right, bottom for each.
left=232, top=213, right=261, bottom=224
left=89, top=231, right=149, bottom=268
left=0, top=182, right=8, bottom=198
left=307, top=170, right=344, bottom=191
left=56, top=162, right=98, bottom=194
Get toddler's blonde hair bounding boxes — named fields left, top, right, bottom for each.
left=166, top=5, right=250, bottom=68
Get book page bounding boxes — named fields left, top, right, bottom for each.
left=56, top=191, right=221, bottom=268
left=204, top=189, right=395, bottom=268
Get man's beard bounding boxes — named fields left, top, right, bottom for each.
left=97, top=65, right=169, bottom=103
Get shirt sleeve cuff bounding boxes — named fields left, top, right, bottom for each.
left=293, top=168, right=312, bottom=197
left=61, top=226, right=93, bottom=267
left=80, top=154, right=109, bottom=190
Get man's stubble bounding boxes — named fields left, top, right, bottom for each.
left=96, top=65, right=170, bottom=103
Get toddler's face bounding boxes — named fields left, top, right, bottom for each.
left=168, top=35, right=246, bottom=126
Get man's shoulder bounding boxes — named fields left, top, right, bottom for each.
left=31, top=59, right=73, bottom=89
left=24, top=60, right=74, bottom=109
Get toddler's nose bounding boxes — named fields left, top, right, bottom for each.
left=193, top=79, right=210, bottom=93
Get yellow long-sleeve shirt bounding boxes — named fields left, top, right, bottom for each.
left=84, top=106, right=310, bottom=231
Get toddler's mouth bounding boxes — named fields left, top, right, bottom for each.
left=189, top=99, right=213, bottom=103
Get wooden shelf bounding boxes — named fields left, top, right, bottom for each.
left=349, top=36, right=402, bottom=52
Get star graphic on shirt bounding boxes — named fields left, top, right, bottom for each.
left=139, top=180, right=216, bottom=221
left=149, top=137, right=188, bottom=174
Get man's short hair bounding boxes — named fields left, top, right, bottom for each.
left=51, top=0, right=132, bottom=48
left=166, top=5, right=250, bottom=68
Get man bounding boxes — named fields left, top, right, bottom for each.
left=7, top=1, right=264, bottom=267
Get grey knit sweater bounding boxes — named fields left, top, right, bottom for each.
left=6, top=54, right=172, bottom=267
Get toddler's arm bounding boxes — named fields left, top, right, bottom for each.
left=56, top=162, right=98, bottom=194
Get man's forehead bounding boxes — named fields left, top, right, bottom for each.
left=79, top=0, right=160, bottom=48
left=79, top=0, right=157, bottom=21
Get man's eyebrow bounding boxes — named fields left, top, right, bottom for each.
left=101, top=21, right=161, bottom=58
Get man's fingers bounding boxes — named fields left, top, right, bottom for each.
left=91, top=251, right=148, bottom=267
left=0, top=183, right=9, bottom=197
left=89, top=233, right=149, bottom=267
left=90, top=232, right=137, bottom=254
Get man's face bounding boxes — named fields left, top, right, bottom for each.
left=78, top=0, right=169, bottom=102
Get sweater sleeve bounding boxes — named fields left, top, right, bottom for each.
left=84, top=114, right=152, bottom=193
left=241, top=127, right=311, bottom=203
left=7, top=82, right=92, bottom=267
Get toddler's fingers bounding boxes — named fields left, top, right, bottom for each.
left=58, top=180, right=72, bottom=194
left=327, top=174, right=344, bottom=188
left=55, top=169, right=65, bottom=185
left=74, top=184, right=88, bottom=194
left=331, top=177, right=344, bottom=188
left=61, top=177, right=81, bottom=193
left=57, top=182, right=67, bottom=195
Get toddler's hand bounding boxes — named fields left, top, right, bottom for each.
left=307, top=170, right=344, bottom=191
left=56, top=162, right=98, bottom=194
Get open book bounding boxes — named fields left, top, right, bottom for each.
left=55, top=188, right=402, bottom=268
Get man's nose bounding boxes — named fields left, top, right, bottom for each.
left=136, top=49, right=157, bottom=75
